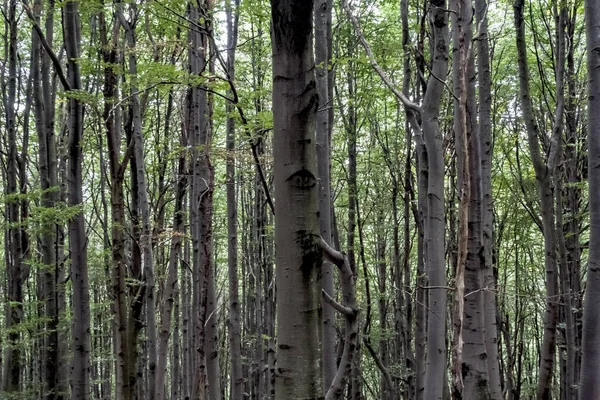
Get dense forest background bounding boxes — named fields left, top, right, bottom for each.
left=1, top=0, right=600, bottom=399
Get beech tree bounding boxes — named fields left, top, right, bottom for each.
left=271, top=0, right=322, bottom=398
left=580, top=0, right=600, bottom=397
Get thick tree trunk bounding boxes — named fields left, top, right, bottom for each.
left=63, top=1, right=91, bottom=397
left=579, top=0, right=600, bottom=397
left=271, top=1, right=323, bottom=398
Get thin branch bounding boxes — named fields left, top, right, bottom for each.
left=21, top=0, right=70, bottom=90
left=341, top=0, right=422, bottom=114
left=322, top=289, right=353, bottom=316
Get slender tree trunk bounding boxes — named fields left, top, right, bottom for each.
left=422, top=3, right=449, bottom=399
left=3, top=0, right=23, bottom=393
left=225, top=2, right=243, bottom=400
left=156, top=130, right=187, bottom=400
left=63, top=1, right=91, bottom=397
left=451, top=0, right=491, bottom=396
left=315, top=0, right=336, bottom=393
left=99, top=10, right=135, bottom=400
left=271, top=1, right=323, bottom=398
left=579, top=0, right=600, bottom=397
left=475, top=0, right=502, bottom=397
left=116, top=4, right=159, bottom=398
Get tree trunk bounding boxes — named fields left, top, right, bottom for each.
left=475, top=0, right=503, bottom=397
left=271, top=1, right=323, bottom=398
left=422, top=2, right=450, bottom=399
left=451, top=0, right=491, bottom=396
left=579, top=0, right=600, bottom=397
left=226, top=1, right=243, bottom=399
left=156, top=129, right=187, bottom=400
left=63, top=1, right=91, bottom=397
left=315, top=0, right=336, bottom=393
left=3, top=0, right=23, bottom=393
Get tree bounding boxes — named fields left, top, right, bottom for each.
left=315, top=0, right=336, bottom=393
left=579, top=0, right=600, bottom=397
left=63, top=0, right=91, bottom=397
left=225, top=1, right=243, bottom=400
left=3, top=0, right=24, bottom=393
left=271, top=0, right=323, bottom=398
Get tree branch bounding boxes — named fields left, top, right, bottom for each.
left=21, top=0, right=70, bottom=90
left=341, top=0, right=422, bottom=114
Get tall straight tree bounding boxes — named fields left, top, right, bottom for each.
left=315, top=0, right=335, bottom=392
left=225, top=1, right=243, bottom=399
left=3, top=0, right=23, bottom=393
left=475, top=0, right=503, bottom=397
left=271, top=0, right=323, bottom=399
left=188, top=1, right=222, bottom=398
left=579, top=0, right=600, bottom=397
left=116, top=3, right=159, bottom=398
left=99, top=7, right=137, bottom=399
left=63, top=1, right=91, bottom=397
left=450, top=0, right=491, bottom=396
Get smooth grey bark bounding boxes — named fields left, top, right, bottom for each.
left=451, top=0, right=491, bottom=396
left=420, top=4, right=449, bottom=398
left=315, top=0, right=336, bottom=393
left=450, top=0, right=472, bottom=394
left=63, top=1, right=91, bottom=397
left=271, top=0, right=323, bottom=398
left=564, top=7, right=582, bottom=393
left=475, top=0, right=502, bottom=397
left=225, top=1, right=243, bottom=399
left=579, top=0, right=600, bottom=397
left=320, top=239, right=359, bottom=400
left=514, top=1, right=565, bottom=397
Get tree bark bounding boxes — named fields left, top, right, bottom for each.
left=475, top=0, right=503, bottom=397
left=315, top=0, right=336, bottom=393
left=271, top=1, right=323, bottom=398
left=63, top=1, right=91, bottom=397
left=579, top=0, right=600, bottom=397
left=3, top=0, right=23, bottom=393
left=225, top=1, right=243, bottom=399
left=421, top=3, right=450, bottom=399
